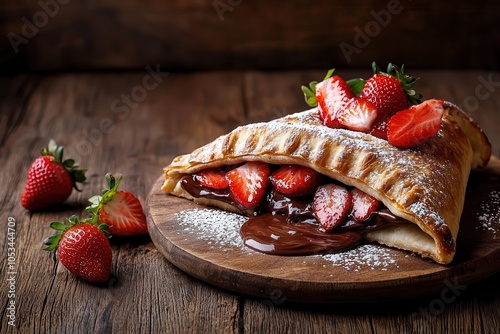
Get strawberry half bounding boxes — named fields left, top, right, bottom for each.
left=44, top=215, right=112, bottom=284
left=316, top=75, right=355, bottom=128
left=225, top=162, right=270, bottom=209
left=337, top=97, right=378, bottom=133
left=270, top=165, right=323, bottom=198
left=194, top=168, right=229, bottom=189
left=387, top=99, right=445, bottom=149
left=313, top=184, right=352, bottom=232
left=87, top=174, right=148, bottom=237
left=21, top=140, right=87, bottom=211
left=351, top=188, right=380, bottom=221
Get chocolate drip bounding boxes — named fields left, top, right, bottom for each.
left=240, top=214, right=362, bottom=255
left=181, top=175, right=245, bottom=211
left=181, top=175, right=406, bottom=256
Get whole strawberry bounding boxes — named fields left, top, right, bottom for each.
left=361, top=62, right=422, bottom=114
left=86, top=174, right=148, bottom=237
left=361, top=63, right=422, bottom=139
left=21, top=140, right=87, bottom=211
left=44, top=215, right=112, bottom=284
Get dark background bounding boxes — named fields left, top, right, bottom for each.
left=1, top=0, right=499, bottom=73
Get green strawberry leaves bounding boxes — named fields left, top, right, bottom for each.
left=301, top=62, right=422, bottom=108
left=43, top=215, right=111, bottom=252
left=372, top=61, right=422, bottom=106
left=41, top=139, right=87, bottom=191
left=301, top=68, right=337, bottom=107
left=301, top=68, right=366, bottom=107
left=86, top=173, right=123, bottom=225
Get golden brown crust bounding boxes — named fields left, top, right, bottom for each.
left=162, top=103, right=491, bottom=264
left=444, top=101, right=491, bottom=168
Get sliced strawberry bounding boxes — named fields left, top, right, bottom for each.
left=194, top=168, right=229, bottom=189
left=337, top=97, right=378, bottom=133
left=351, top=188, right=380, bottom=221
left=270, top=165, right=322, bottom=198
left=316, top=76, right=355, bottom=128
left=99, top=190, right=148, bottom=236
left=387, top=99, right=445, bottom=149
left=313, top=184, right=352, bottom=232
left=87, top=174, right=148, bottom=237
left=225, top=162, right=270, bottom=209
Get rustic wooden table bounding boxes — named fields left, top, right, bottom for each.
left=1, top=69, right=499, bottom=333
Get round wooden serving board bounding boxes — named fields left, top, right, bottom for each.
left=147, top=157, right=500, bottom=303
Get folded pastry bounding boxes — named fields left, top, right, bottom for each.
left=162, top=101, right=490, bottom=264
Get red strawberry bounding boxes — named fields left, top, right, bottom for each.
left=313, top=184, right=352, bottom=232
left=361, top=63, right=422, bottom=117
left=361, top=74, right=408, bottom=116
left=337, top=97, right=378, bottom=133
left=87, top=174, right=148, bottom=237
left=225, top=162, right=270, bottom=209
left=316, top=75, right=355, bottom=128
left=361, top=63, right=422, bottom=139
left=370, top=116, right=390, bottom=140
left=21, top=140, right=87, bottom=211
left=270, top=165, right=323, bottom=198
left=387, top=99, right=445, bottom=149
left=351, top=188, right=380, bottom=221
left=194, top=168, right=229, bottom=189
left=44, top=215, right=112, bottom=284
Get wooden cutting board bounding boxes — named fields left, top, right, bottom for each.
left=146, top=157, right=500, bottom=303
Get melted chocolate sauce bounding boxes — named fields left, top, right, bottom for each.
left=240, top=214, right=362, bottom=255
left=181, top=175, right=406, bottom=256
left=181, top=175, right=245, bottom=210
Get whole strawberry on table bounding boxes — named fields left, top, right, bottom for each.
left=21, top=139, right=87, bottom=211
left=44, top=215, right=113, bottom=284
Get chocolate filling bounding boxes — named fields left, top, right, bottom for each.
left=181, top=175, right=407, bottom=256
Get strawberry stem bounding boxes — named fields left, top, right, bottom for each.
left=86, top=173, right=123, bottom=225
left=301, top=68, right=337, bottom=107
left=302, top=62, right=422, bottom=108
left=43, top=215, right=85, bottom=251
left=323, top=69, right=335, bottom=81
left=105, top=173, right=117, bottom=190
left=41, top=139, right=87, bottom=191
left=371, top=62, right=422, bottom=106
left=43, top=214, right=111, bottom=251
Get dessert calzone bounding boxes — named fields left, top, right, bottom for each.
left=162, top=65, right=491, bottom=264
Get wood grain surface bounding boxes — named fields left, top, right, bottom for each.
left=1, top=70, right=500, bottom=333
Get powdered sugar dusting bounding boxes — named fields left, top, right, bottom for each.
left=174, top=208, right=402, bottom=270
left=174, top=208, right=247, bottom=249
left=321, top=244, right=404, bottom=272
left=476, top=190, right=500, bottom=237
